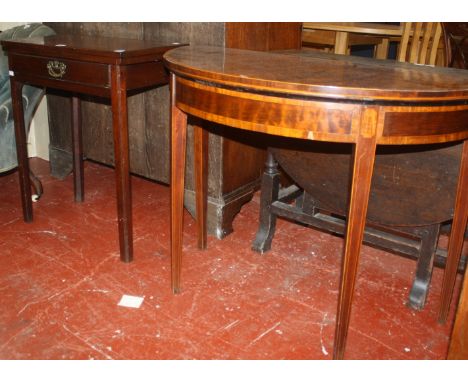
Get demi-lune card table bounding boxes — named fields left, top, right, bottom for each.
left=1, top=35, right=185, bottom=263
left=164, top=46, right=468, bottom=359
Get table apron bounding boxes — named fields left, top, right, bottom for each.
left=378, top=105, right=468, bottom=144
left=174, top=76, right=468, bottom=145
left=9, top=53, right=110, bottom=88
left=8, top=54, right=169, bottom=98
left=174, top=76, right=359, bottom=143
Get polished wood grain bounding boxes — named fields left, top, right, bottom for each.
left=165, top=46, right=468, bottom=102
left=165, top=46, right=468, bottom=359
left=2, top=35, right=183, bottom=263
left=1, top=34, right=185, bottom=64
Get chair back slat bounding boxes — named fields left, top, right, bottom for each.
left=419, top=22, right=434, bottom=64
left=429, top=23, right=442, bottom=65
left=398, top=22, right=443, bottom=65
left=409, top=23, right=423, bottom=63
left=397, top=23, right=411, bottom=62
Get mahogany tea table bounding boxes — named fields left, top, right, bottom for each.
left=1, top=35, right=185, bottom=263
left=163, top=46, right=468, bottom=359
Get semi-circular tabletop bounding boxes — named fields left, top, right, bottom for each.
left=164, top=46, right=468, bottom=146
left=164, top=45, right=468, bottom=102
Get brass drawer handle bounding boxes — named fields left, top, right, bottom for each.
left=47, top=60, right=67, bottom=78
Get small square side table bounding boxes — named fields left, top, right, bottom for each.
left=1, top=35, right=185, bottom=262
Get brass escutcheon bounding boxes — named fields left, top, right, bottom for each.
left=47, top=60, right=67, bottom=78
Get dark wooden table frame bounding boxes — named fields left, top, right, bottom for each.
left=164, top=46, right=468, bottom=360
left=2, top=35, right=184, bottom=263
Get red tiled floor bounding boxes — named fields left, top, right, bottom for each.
left=0, top=158, right=465, bottom=360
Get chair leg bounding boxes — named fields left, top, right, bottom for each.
left=252, top=149, right=280, bottom=254
left=29, top=169, right=43, bottom=202
left=407, top=224, right=440, bottom=310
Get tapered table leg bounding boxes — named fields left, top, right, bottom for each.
left=10, top=78, right=32, bottom=222
left=170, top=83, right=188, bottom=293
left=110, top=65, right=133, bottom=263
left=438, top=140, right=468, bottom=323
left=71, top=96, right=84, bottom=202
left=194, top=124, right=209, bottom=250
left=333, top=108, right=378, bottom=360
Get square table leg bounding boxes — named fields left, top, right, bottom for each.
left=71, top=96, right=84, bottom=202
left=333, top=107, right=378, bottom=360
left=194, top=124, right=209, bottom=250
left=10, top=78, right=32, bottom=222
left=170, top=101, right=188, bottom=294
left=110, top=65, right=133, bottom=263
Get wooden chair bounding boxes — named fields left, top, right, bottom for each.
left=397, top=22, right=443, bottom=65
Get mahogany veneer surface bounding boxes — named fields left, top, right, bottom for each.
left=165, top=46, right=468, bottom=102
